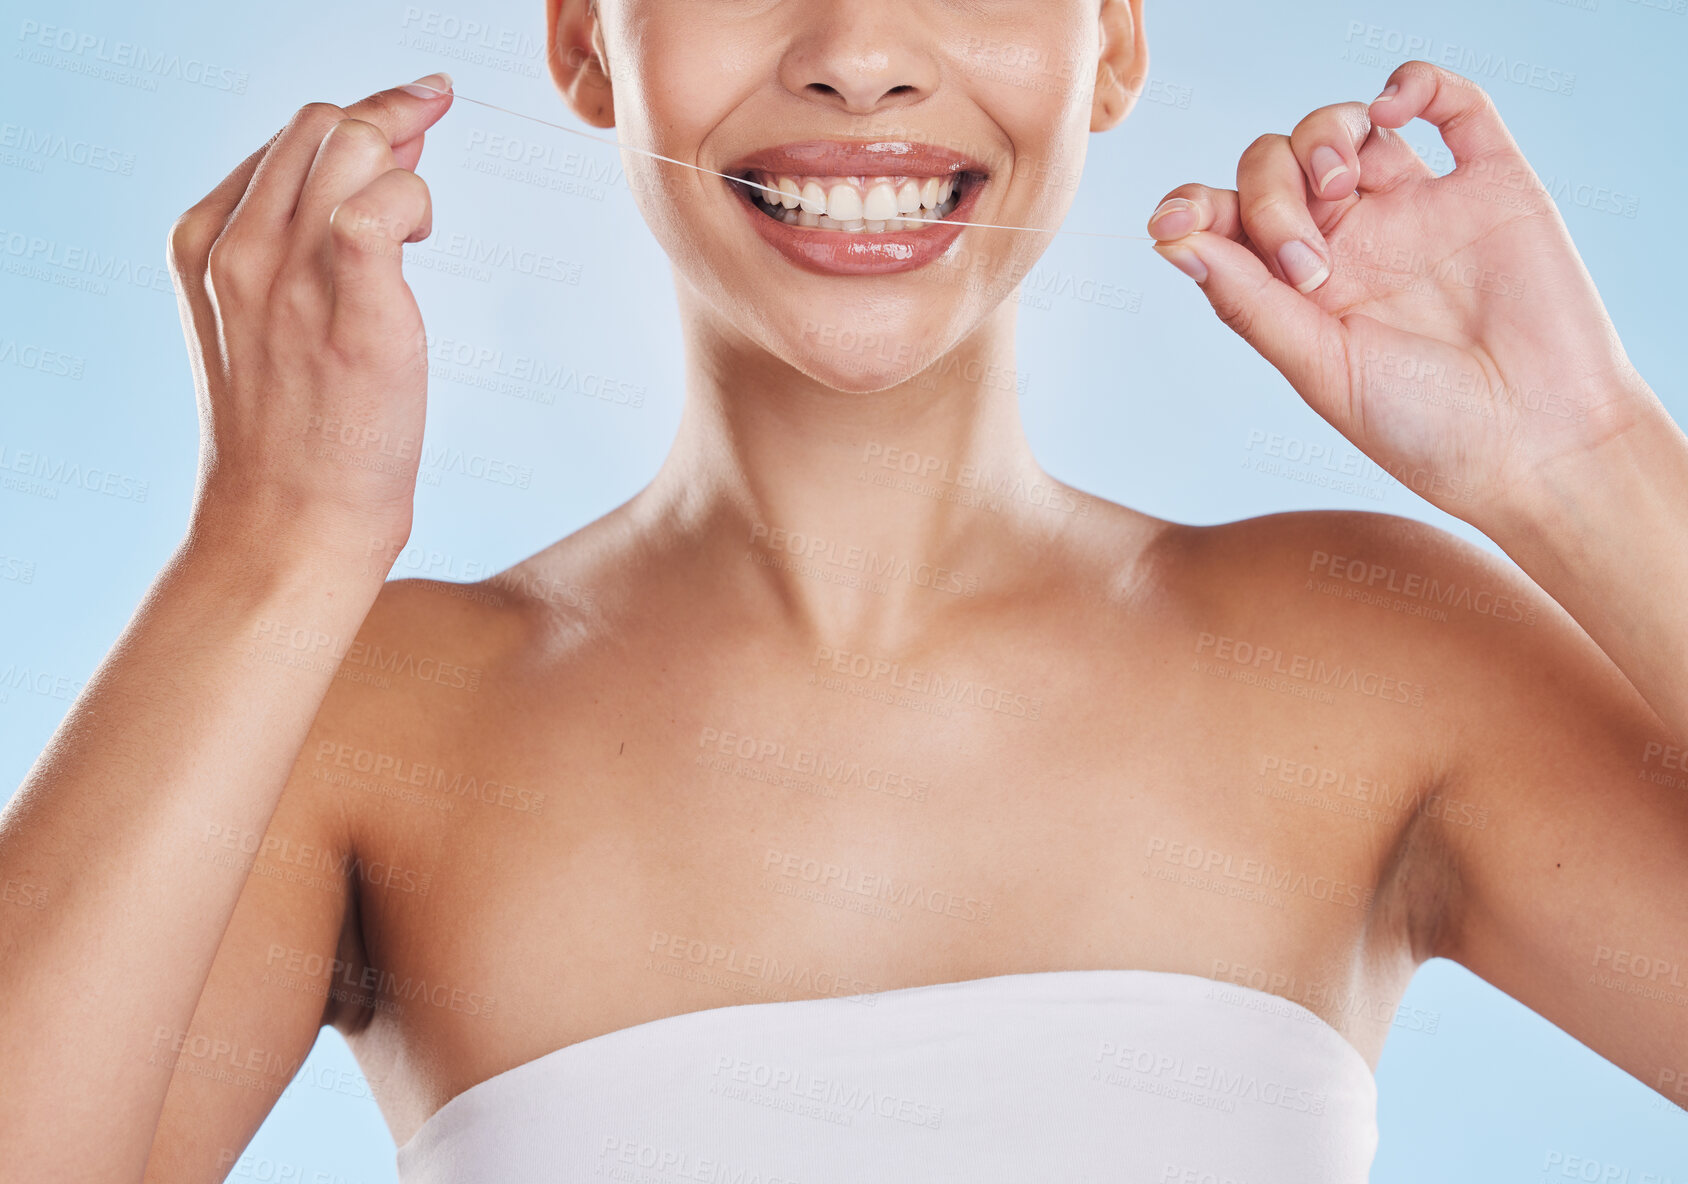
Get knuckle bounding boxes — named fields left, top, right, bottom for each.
left=1240, top=191, right=1292, bottom=229
left=204, top=231, right=254, bottom=286
left=329, top=200, right=376, bottom=240
left=329, top=201, right=403, bottom=255
left=272, top=267, right=325, bottom=318
left=1241, top=132, right=1287, bottom=163
left=1212, top=295, right=1255, bottom=340
left=330, top=117, right=389, bottom=150
left=1158, top=182, right=1209, bottom=206
left=167, top=209, right=216, bottom=268
left=321, top=119, right=395, bottom=170
left=1294, top=103, right=1362, bottom=141
left=355, top=91, right=404, bottom=126
left=295, top=101, right=348, bottom=133
left=394, top=168, right=431, bottom=208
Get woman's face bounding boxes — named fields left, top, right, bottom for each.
left=556, top=0, right=1141, bottom=393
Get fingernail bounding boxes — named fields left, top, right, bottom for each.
left=402, top=72, right=453, bottom=98
left=1372, top=82, right=1399, bottom=104
left=1156, top=243, right=1207, bottom=284
left=1147, top=198, right=1198, bottom=240
left=1277, top=240, right=1329, bottom=294
left=1310, top=145, right=1349, bottom=197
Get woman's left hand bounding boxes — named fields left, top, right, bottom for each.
left=1147, top=59, right=1657, bottom=525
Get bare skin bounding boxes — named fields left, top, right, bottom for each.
left=1, top=1, right=1683, bottom=1181
left=141, top=449, right=1682, bottom=1175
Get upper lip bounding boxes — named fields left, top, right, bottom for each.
left=724, top=139, right=987, bottom=179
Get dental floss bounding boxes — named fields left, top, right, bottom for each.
left=437, top=89, right=1159, bottom=243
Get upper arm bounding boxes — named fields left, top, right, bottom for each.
left=142, top=580, right=435, bottom=1183
left=1398, top=524, right=1688, bottom=1104
left=141, top=749, right=355, bottom=1183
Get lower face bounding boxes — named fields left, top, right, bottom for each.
left=731, top=162, right=980, bottom=278
left=600, top=1, right=1101, bottom=391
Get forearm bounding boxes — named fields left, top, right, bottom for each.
left=1486, top=390, right=1688, bottom=740
left=0, top=531, right=385, bottom=1179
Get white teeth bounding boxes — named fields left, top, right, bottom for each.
left=826, top=183, right=863, bottom=222
left=746, top=171, right=967, bottom=233
left=862, top=182, right=899, bottom=222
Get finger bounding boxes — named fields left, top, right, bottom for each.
left=1235, top=134, right=1333, bottom=295
left=227, top=75, right=453, bottom=237
left=1152, top=231, right=1352, bottom=426
left=341, top=73, right=455, bottom=150
left=186, top=141, right=272, bottom=235
left=1287, top=101, right=1373, bottom=202
left=166, top=136, right=279, bottom=289
left=327, top=168, right=432, bottom=334
left=1146, top=183, right=1244, bottom=244
left=392, top=131, right=427, bottom=175
left=1366, top=60, right=1521, bottom=170
left=1352, top=122, right=1436, bottom=194
left=290, top=120, right=399, bottom=268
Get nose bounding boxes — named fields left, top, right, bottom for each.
left=779, top=3, right=939, bottom=115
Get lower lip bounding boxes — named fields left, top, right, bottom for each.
left=732, top=178, right=982, bottom=277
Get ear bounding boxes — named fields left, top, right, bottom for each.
left=1092, top=0, right=1148, bottom=132
left=547, top=0, right=615, bottom=128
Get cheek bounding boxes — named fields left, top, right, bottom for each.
left=947, top=33, right=1096, bottom=227
left=614, top=8, right=763, bottom=142
left=608, top=21, right=768, bottom=267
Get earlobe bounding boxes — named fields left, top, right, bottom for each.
left=547, top=0, right=616, bottom=128
left=1091, top=0, right=1148, bottom=133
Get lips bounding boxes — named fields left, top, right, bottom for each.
left=723, top=140, right=988, bottom=277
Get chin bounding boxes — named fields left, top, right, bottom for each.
left=763, top=300, right=1001, bottom=395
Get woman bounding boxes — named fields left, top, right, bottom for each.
left=1, top=0, right=1682, bottom=1179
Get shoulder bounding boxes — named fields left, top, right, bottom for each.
left=273, top=556, right=584, bottom=840
left=1131, top=507, right=1558, bottom=674
left=1064, top=501, right=1597, bottom=788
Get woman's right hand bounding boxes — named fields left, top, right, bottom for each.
left=167, top=74, right=455, bottom=575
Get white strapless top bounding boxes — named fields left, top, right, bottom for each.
left=395, top=969, right=1378, bottom=1182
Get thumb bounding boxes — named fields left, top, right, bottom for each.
left=1156, top=230, right=1352, bottom=422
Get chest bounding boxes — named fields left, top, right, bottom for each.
left=346, top=657, right=1416, bottom=1126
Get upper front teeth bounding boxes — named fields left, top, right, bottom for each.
left=828, top=183, right=864, bottom=222
left=862, top=183, right=897, bottom=222
left=752, top=173, right=957, bottom=223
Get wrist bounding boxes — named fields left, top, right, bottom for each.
left=1483, top=384, right=1683, bottom=571
left=180, top=502, right=402, bottom=604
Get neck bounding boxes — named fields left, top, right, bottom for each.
left=639, top=286, right=1057, bottom=647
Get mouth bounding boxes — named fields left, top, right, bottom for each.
left=739, top=170, right=971, bottom=232
left=724, top=141, right=987, bottom=277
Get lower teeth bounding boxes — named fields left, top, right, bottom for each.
left=755, top=191, right=962, bottom=232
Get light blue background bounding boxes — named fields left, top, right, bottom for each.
left=2, top=0, right=1685, bottom=1179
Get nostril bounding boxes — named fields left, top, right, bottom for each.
left=802, top=81, right=922, bottom=109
